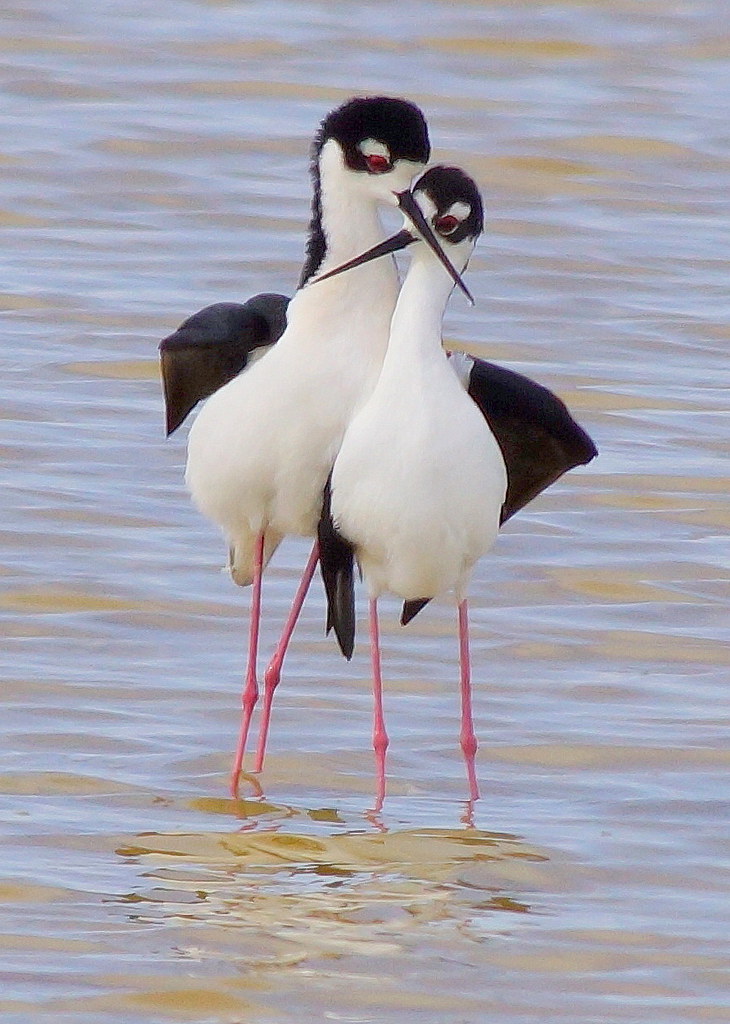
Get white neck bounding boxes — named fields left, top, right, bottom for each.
left=382, top=250, right=458, bottom=369
left=317, top=141, right=396, bottom=274
left=282, top=142, right=399, bottom=372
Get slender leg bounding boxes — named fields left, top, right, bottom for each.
left=254, top=541, right=320, bottom=772
left=369, top=598, right=389, bottom=810
left=230, top=531, right=265, bottom=797
left=458, top=598, right=480, bottom=802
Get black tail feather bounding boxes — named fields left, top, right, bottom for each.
left=318, top=477, right=356, bottom=660
left=401, top=597, right=430, bottom=625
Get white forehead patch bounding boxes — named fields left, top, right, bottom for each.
left=413, top=192, right=438, bottom=221
left=446, top=201, right=471, bottom=221
left=358, top=138, right=391, bottom=159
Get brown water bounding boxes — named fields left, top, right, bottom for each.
left=1, top=1, right=728, bottom=1021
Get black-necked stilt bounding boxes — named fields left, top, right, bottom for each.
left=317, top=166, right=597, bottom=807
left=167, top=97, right=431, bottom=794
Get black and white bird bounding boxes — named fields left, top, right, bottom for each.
left=161, top=97, right=432, bottom=794
left=316, top=166, right=597, bottom=807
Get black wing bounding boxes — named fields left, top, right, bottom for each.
left=467, top=357, right=598, bottom=525
left=400, top=357, right=598, bottom=625
left=317, top=476, right=356, bottom=660
left=159, top=294, right=289, bottom=435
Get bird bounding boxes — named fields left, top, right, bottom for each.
left=316, top=165, right=597, bottom=808
left=171, top=96, right=432, bottom=795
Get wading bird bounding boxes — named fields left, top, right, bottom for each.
left=316, top=166, right=597, bottom=807
left=165, top=96, right=432, bottom=794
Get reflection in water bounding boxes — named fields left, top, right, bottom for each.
left=114, top=810, right=536, bottom=957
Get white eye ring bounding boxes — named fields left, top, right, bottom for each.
left=358, top=139, right=391, bottom=160
left=445, top=201, right=471, bottom=220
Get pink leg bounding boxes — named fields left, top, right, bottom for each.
left=458, top=599, right=480, bottom=802
left=254, top=541, right=320, bottom=772
left=230, top=531, right=265, bottom=797
left=369, top=598, right=389, bottom=810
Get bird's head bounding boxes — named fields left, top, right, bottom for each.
left=314, top=95, right=430, bottom=206
left=400, top=164, right=484, bottom=270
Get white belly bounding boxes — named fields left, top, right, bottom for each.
left=185, top=279, right=393, bottom=583
left=331, top=375, right=507, bottom=601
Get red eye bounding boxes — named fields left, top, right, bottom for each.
left=436, top=214, right=459, bottom=235
left=365, top=153, right=391, bottom=173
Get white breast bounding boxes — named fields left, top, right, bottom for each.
left=185, top=266, right=397, bottom=583
left=331, top=355, right=506, bottom=601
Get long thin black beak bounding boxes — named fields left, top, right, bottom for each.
left=311, top=193, right=474, bottom=305
left=312, top=228, right=418, bottom=286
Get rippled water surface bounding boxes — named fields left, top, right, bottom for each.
left=1, top=1, right=728, bottom=1021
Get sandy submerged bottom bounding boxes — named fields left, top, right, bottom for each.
left=1, top=765, right=727, bottom=1023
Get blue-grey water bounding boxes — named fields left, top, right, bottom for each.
left=1, top=1, right=728, bottom=1021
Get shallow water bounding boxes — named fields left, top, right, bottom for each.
left=1, top=1, right=728, bottom=1021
